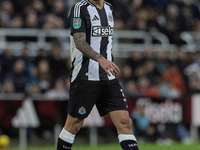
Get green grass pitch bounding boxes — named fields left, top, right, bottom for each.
left=9, top=142, right=200, bottom=150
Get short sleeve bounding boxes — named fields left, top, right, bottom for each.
left=68, top=5, right=86, bottom=35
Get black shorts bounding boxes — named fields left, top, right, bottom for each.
left=67, top=79, right=128, bottom=119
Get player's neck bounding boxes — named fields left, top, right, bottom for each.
left=89, top=0, right=104, bottom=9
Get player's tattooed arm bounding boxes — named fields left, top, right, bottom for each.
left=73, top=32, right=120, bottom=76
left=73, top=32, right=102, bottom=61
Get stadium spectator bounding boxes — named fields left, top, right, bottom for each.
left=49, top=45, right=69, bottom=81
left=124, top=80, right=142, bottom=98
left=133, top=65, right=147, bottom=81
left=19, top=46, right=34, bottom=73
left=142, top=46, right=154, bottom=61
left=26, top=66, right=38, bottom=90
left=4, top=59, right=27, bottom=93
left=0, top=48, right=17, bottom=83
left=173, top=48, right=188, bottom=74
left=159, top=81, right=182, bottom=99
left=113, top=0, right=131, bottom=25
left=34, top=48, right=49, bottom=66
left=52, top=0, right=66, bottom=19
left=187, top=78, right=200, bottom=94
left=120, top=65, right=142, bottom=97
left=125, top=51, right=143, bottom=77
left=42, top=13, right=64, bottom=29
left=132, top=10, right=149, bottom=31
left=162, top=64, right=186, bottom=95
left=45, top=78, right=69, bottom=100
left=37, top=60, right=52, bottom=93
left=32, top=0, right=45, bottom=27
left=0, top=0, right=14, bottom=28
left=1, top=80, right=15, bottom=93
left=131, top=98, right=158, bottom=142
left=143, top=59, right=161, bottom=83
left=184, top=57, right=200, bottom=93
left=27, top=82, right=41, bottom=94
left=13, top=60, right=27, bottom=92
left=154, top=50, right=171, bottom=75
left=10, top=15, right=23, bottom=28
left=120, top=65, right=134, bottom=83
left=137, top=77, right=159, bottom=98
left=114, top=19, right=125, bottom=30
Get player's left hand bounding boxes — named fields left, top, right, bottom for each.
left=97, top=57, right=120, bottom=76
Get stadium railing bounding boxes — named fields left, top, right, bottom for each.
left=0, top=29, right=177, bottom=57
left=1, top=29, right=199, bottom=59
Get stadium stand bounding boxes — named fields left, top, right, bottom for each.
left=0, top=0, right=200, bottom=147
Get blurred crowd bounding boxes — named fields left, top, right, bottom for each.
left=1, top=45, right=200, bottom=98
left=0, top=0, right=200, bottom=98
left=120, top=46, right=200, bottom=99
left=0, top=0, right=71, bottom=29
left=0, top=45, right=70, bottom=98
left=112, top=0, right=200, bottom=44
left=1, top=0, right=200, bottom=44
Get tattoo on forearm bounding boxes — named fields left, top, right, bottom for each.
left=73, top=32, right=102, bottom=61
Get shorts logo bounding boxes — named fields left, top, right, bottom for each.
left=73, top=18, right=81, bottom=29
left=78, top=106, right=86, bottom=115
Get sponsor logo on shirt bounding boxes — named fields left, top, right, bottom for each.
left=92, top=26, right=113, bottom=37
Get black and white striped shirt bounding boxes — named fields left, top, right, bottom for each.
left=69, top=0, right=115, bottom=82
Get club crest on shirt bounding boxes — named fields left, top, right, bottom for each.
left=73, top=18, right=81, bottom=29
left=78, top=106, right=86, bottom=115
left=108, top=13, right=113, bottom=22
